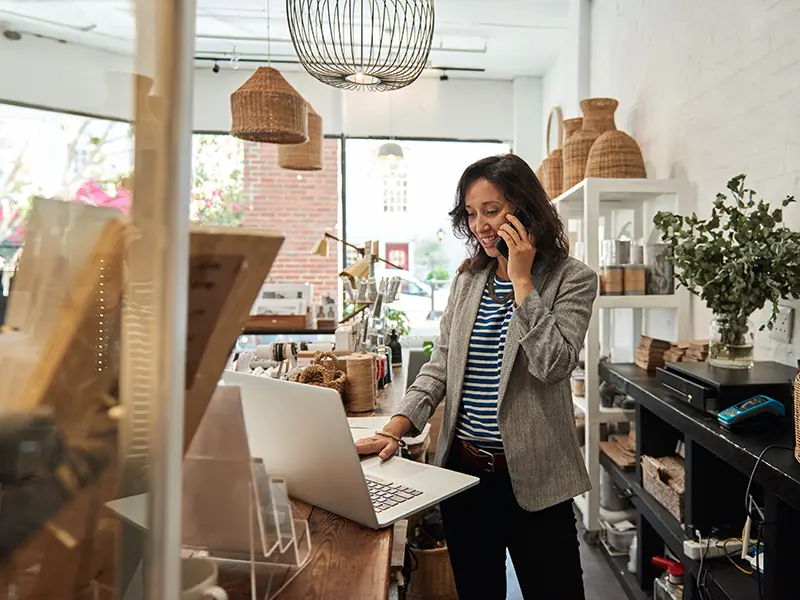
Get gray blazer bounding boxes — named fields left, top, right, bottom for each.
left=395, top=256, right=598, bottom=512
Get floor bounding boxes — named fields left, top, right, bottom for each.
left=389, top=513, right=628, bottom=600
left=506, top=513, right=627, bottom=600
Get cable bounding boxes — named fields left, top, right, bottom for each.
left=756, top=524, right=764, bottom=600
left=742, top=445, right=792, bottom=600
left=744, top=445, right=793, bottom=519
left=721, top=538, right=754, bottom=575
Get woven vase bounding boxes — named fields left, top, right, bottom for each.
left=231, top=67, right=308, bottom=144
left=278, top=104, right=323, bottom=170
left=586, top=102, right=646, bottom=178
left=562, top=98, right=617, bottom=189
left=542, top=106, right=565, bottom=199
left=535, top=163, right=544, bottom=185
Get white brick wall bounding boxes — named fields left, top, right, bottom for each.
left=590, top=0, right=800, bottom=366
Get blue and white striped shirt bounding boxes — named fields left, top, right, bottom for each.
left=454, top=277, right=514, bottom=451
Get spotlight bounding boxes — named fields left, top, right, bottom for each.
left=439, top=71, right=449, bottom=82
left=3, top=30, right=22, bottom=41
left=212, top=61, right=220, bottom=73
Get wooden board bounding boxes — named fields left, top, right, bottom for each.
left=0, top=215, right=128, bottom=598
left=183, top=228, right=284, bottom=454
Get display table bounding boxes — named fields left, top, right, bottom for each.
left=258, top=364, right=412, bottom=600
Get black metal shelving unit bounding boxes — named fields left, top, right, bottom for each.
left=598, top=362, right=800, bottom=600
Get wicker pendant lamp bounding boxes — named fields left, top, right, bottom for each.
left=230, top=67, right=308, bottom=144
left=278, top=104, right=323, bottom=170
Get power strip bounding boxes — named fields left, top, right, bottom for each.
left=683, top=538, right=742, bottom=560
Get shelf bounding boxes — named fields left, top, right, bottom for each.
left=690, top=559, right=760, bottom=600
left=240, top=328, right=336, bottom=336
left=573, top=394, right=635, bottom=424
left=599, top=362, right=800, bottom=512
left=600, top=450, right=637, bottom=496
left=600, top=450, right=691, bottom=565
left=597, top=295, right=680, bottom=310
left=552, top=178, right=684, bottom=209
left=598, top=538, right=648, bottom=600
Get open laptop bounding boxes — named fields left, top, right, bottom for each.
left=222, top=371, right=478, bottom=529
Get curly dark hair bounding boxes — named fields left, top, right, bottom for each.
left=450, top=154, right=570, bottom=274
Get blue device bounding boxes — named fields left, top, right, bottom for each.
left=717, top=395, right=785, bottom=429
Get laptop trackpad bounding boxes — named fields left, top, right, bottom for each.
left=364, top=458, right=427, bottom=480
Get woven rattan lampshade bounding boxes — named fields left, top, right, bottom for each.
left=278, top=104, right=323, bottom=170
left=231, top=67, right=308, bottom=144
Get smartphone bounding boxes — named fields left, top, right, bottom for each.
left=495, top=211, right=532, bottom=259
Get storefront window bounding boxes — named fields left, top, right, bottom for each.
left=344, top=138, right=510, bottom=333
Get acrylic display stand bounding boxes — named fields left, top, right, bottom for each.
left=107, top=385, right=311, bottom=600
left=182, top=384, right=312, bottom=600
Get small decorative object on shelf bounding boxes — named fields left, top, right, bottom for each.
left=654, top=174, right=800, bottom=369
left=542, top=107, right=565, bottom=199
left=562, top=98, right=617, bottom=189
left=644, top=243, right=674, bottom=295
left=585, top=99, right=646, bottom=179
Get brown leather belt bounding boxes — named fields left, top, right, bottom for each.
left=453, top=439, right=507, bottom=473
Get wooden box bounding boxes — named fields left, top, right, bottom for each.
left=245, top=313, right=312, bottom=331
left=642, top=454, right=685, bottom=523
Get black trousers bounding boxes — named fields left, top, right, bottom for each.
left=440, top=447, right=586, bottom=600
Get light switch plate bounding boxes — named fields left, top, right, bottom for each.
left=770, top=305, right=795, bottom=344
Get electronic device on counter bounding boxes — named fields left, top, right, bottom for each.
left=656, top=361, right=796, bottom=418
left=717, top=395, right=786, bottom=430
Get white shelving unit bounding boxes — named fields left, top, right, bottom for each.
left=553, top=178, right=692, bottom=533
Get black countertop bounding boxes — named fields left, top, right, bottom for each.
left=599, top=362, right=800, bottom=511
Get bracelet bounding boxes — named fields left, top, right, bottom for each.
left=375, top=429, right=408, bottom=448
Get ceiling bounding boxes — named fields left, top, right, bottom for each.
left=0, top=0, right=569, bottom=79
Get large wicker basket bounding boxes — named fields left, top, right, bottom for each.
left=794, top=372, right=799, bottom=463
left=562, top=98, right=617, bottom=189
left=585, top=99, right=646, bottom=179
left=278, top=104, right=323, bottom=171
left=231, top=67, right=308, bottom=144
left=407, top=545, right=458, bottom=600
left=542, top=107, right=564, bottom=199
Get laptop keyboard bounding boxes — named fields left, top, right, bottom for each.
left=365, top=477, right=423, bottom=513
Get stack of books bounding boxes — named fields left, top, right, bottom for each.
left=660, top=340, right=711, bottom=363
left=683, top=340, right=709, bottom=362
left=635, top=336, right=671, bottom=371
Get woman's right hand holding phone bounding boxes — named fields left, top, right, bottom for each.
left=355, top=415, right=413, bottom=461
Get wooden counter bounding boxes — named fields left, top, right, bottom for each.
left=271, top=365, right=408, bottom=600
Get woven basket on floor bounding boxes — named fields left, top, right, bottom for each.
left=278, top=104, right=323, bottom=170
left=542, top=107, right=564, bottom=199
left=562, top=98, right=617, bottom=189
left=231, top=67, right=308, bottom=144
left=794, top=373, right=799, bottom=463
left=586, top=99, right=646, bottom=179
left=407, top=545, right=458, bottom=600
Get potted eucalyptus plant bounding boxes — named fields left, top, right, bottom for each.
left=654, top=175, right=800, bottom=369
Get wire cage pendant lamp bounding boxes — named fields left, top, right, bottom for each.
left=287, top=0, right=436, bottom=92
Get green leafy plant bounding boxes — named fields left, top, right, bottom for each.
left=653, top=175, right=800, bottom=358
left=422, top=340, right=435, bottom=357
left=385, top=307, right=411, bottom=337
left=426, top=267, right=449, bottom=282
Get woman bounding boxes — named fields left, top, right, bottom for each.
left=357, top=154, right=597, bottom=600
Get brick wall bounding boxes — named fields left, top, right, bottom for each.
left=590, top=0, right=800, bottom=363
left=242, top=138, right=341, bottom=304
